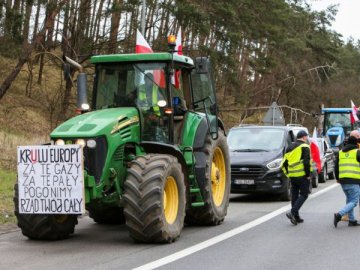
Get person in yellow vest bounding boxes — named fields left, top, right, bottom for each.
left=137, top=72, right=163, bottom=119
left=333, top=130, right=360, bottom=227
left=282, top=130, right=311, bottom=225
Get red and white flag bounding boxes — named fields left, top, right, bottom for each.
left=310, top=127, right=321, bottom=173
left=135, top=29, right=165, bottom=87
left=135, top=29, right=153, bottom=53
left=350, top=100, right=359, bottom=124
left=172, top=28, right=182, bottom=88
left=175, top=28, right=183, bottom=55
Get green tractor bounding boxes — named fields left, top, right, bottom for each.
left=14, top=38, right=230, bottom=243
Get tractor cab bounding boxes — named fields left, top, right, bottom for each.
left=322, top=108, right=360, bottom=149
left=90, top=52, right=219, bottom=145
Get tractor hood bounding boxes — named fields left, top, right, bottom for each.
left=51, top=108, right=139, bottom=138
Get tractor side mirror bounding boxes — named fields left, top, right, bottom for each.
left=195, top=57, right=209, bottom=74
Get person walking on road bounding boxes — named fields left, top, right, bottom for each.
left=282, top=130, right=311, bottom=225
left=334, top=130, right=360, bottom=227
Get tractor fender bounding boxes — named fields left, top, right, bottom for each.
left=193, top=118, right=226, bottom=150
left=140, top=142, right=189, bottom=181
left=193, top=118, right=209, bottom=150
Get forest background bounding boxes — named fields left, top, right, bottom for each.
left=0, top=0, right=360, bottom=224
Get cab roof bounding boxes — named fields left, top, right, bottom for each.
left=90, top=53, right=194, bottom=66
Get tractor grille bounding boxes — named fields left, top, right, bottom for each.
left=231, top=165, right=265, bottom=178
left=328, top=135, right=338, bottom=145
left=83, top=137, right=107, bottom=184
left=113, top=145, right=124, bottom=161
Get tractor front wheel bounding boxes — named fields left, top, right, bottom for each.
left=14, top=184, right=78, bottom=240
left=186, top=131, right=230, bottom=225
left=124, top=154, right=186, bottom=243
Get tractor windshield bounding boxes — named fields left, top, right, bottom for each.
left=94, top=62, right=170, bottom=142
left=94, top=63, right=166, bottom=109
left=324, top=113, right=351, bottom=135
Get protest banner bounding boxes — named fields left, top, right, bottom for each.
left=17, top=145, right=84, bottom=214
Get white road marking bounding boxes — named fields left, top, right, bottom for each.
left=133, top=183, right=339, bottom=270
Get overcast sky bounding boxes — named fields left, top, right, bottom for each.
left=309, top=0, right=360, bottom=41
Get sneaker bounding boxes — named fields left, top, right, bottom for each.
left=334, top=213, right=341, bottom=228
left=348, top=220, right=359, bottom=227
left=295, top=216, right=304, bottom=223
left=286, top=212, right=298, bottom=225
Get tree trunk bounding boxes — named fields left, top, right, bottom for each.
left=108, top=0, right=123, bottom=53
left=0, top=0, right=70, bottom=100
left=22, top=0, right=33, bottom=44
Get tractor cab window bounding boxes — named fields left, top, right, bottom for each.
left=191, top=57, right=218, bottom=138
left=324, top=113, right=351, bottom=135
left=94, top=63, right=169, bottom=143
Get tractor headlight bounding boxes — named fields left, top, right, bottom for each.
left=55, top=139, right=65, bottom=145
left=266, top=158, right=283, bottom=170
left=87, top=139, right=97, bottom=148
left=75, top=139, right=86, bottom=147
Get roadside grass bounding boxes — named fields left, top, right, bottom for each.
left=0, top=168, right=16, bottom=224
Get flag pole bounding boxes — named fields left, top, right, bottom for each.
left=141, top=0, right=146, bottom=36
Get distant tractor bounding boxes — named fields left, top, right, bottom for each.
left=321, top=107, right=360, bottom=150
left=14, top=36, right=231, bottom=243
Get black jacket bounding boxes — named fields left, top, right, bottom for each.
left=283, top=140, right=311, bottom=178
left=335, top=143, right=360, bottom=184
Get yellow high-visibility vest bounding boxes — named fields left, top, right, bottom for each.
left=282, top=144, right=311, bottom=177
left=339, top=149, right=360, bottom=179
left=138, top=85, right=160, bottom=116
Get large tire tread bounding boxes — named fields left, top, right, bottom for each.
left=186, top=131, right=230, bottom=226
left=124, top=154, right=186, bottom=243
left=14, top=183, right=78, bottom=241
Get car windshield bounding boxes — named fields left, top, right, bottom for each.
left=227, top=128, right=285, bottom=151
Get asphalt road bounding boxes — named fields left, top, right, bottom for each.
left=1, top=180, right=359, bottom=270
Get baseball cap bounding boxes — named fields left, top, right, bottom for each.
left=296, top=130, right=308, bottom=139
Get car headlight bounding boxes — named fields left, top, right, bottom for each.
left=266, top=158, right=283, bottom=170
left=55, top=139, right=65, bottom=145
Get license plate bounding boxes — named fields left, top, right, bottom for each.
left=234, top=179, right=255, bottom=185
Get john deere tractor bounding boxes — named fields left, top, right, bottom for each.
left=14, top=37, right=230, bottom=243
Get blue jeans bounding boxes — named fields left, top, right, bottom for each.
left=339, top=184, right=360, bottom=221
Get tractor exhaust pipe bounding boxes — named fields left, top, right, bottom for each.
left=63, top=55, right=89, bottom=112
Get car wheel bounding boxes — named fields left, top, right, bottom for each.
left=319, top=166, right=327, bottom=183
left=327, top=169, right=336, bottom=180
left=280, top=178, right=291, bottom=201
left=312, top=172, right=319, bottom=188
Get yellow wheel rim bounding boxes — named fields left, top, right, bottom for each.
left=211, top=147, right=226, bottom=207
left=163, top=176, right=179, bottom=224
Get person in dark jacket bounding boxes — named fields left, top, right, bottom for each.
left=333, top=130, right=360, bottom=227
left=282, top=130, right=311, bottom=225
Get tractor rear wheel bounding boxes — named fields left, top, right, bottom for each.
left=186, top=131, right=230, bottom=225
left=14, top=184, right=78, bottom=240
left=123, top=154, right=186, bottom=243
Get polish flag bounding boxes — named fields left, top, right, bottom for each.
left=135, top=29, right=165, bottom=87
left=310, top=127, right=321, bottom=173
left=172, top=28, right=182, bottom=88
left=135, top=29, right=153, bottom=53
left=350, top=100, right=359, bottom=124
